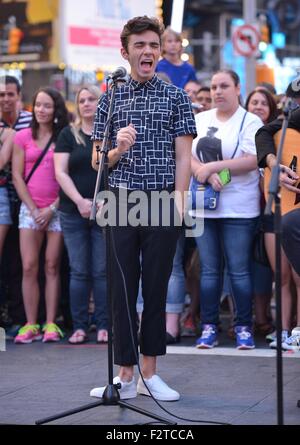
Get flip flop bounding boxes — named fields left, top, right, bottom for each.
left=68, top=329, right=88, bottom=344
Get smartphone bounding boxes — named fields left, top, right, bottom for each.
left=218, top=168, right=231, bottom=186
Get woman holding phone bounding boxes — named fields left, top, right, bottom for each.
left=191, top=70, right=263, bottom=350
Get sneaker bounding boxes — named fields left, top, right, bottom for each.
left=14, top=324, right=43, bottom=344
left=195, top=324, right=218, bottom=349
left=5, top=324, right=22, bottom=340
left=283, top=327, right=300, bottom=351
left=265, top=329, right=276, bottom=343
left=42, top=323, right=64, bottom=342
left=235, top=326, right=255, bottom=350
left=180, top=314, right=196, bottom=337
left=269, top=330, right=289, bottom=350
left=137, top=374, right=180, bottom=401
left=90, top=376, right=137, bottom=400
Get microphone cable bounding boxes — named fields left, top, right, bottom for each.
left=109, top=225, right=231, bottom=426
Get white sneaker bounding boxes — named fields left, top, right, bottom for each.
left=137, top=374, right=180, bottom=401
left=269, top=330, right=289, bottom=349
left=90, top=376, right=137, bottom=400
left=284, top=327, right=300, bottom=351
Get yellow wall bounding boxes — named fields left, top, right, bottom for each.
left=26, top=0, right=58, bottom=24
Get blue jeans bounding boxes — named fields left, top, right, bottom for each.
left=136, top=231, right=186, bottom=314
left=195, top=217, right=258, bottom=327
left=59, top=212, right=107, bottom=331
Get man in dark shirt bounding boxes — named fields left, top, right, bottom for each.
left=90, top=16, right=196, bottom=402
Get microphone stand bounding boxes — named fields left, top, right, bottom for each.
left=36, top=77, right=174, bottom=426
left=265, top=99, right=294, bottom=426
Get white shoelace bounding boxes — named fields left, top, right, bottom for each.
left=237, top=331, right=251, bottom=340
left=202, top=327, right=215, bottom=338
left=285, top=333, right=300, bottom=346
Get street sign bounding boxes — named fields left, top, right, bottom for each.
left=232, top=24, right=260, bottom=57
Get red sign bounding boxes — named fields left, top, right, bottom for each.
left=69, top=27, right=121, bottom=48
left=232, top=24, right=260, bottom=57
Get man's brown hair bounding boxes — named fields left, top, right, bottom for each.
left=120, top=16, right=165, bottom=52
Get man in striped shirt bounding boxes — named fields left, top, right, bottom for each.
left=0, top=75, right=32, bottom=130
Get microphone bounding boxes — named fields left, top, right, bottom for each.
left=107, top=66, right=127, bottom=80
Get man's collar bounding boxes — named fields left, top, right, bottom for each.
left=128, top=75, right=159, bottom=90
left=0, top=111, right=18, bottom=128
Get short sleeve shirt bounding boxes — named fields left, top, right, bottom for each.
left=55, top=126, right=101, bottom=214
left=14, top=128, right=59, bottom=208
left=156, top=58, right=197, bottom=88
left=0, top=110, right=32, bottom=131
left=92, top=75, right=197, bottom=191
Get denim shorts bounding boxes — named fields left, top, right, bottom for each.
left=0, top=187, right=12, bottom=225
left=19, top=202, right=62, bottom=232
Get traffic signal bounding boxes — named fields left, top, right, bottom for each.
left=8, top=27, right=23, bottom=55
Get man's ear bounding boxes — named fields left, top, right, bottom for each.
left=121, top=47, right=129, bottom=61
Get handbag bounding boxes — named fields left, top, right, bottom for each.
left=10, top=136, right=54, bottom=219
left=190, top=179, right=219, bottom=210
left=190, top=111, right=248, bottom=212
left=253, top=228, right=270, bottom=266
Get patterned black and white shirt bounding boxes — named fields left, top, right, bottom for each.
left=92, top=75, right=197, bottom=190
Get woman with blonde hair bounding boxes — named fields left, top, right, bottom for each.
left=54, top=85, right=108, bottom=344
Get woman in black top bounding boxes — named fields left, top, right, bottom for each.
left=54, top=85, right=108, bottom=344
left=244, top=88, right=279, bottom=336
left=255, top=106, right=300, bottom=347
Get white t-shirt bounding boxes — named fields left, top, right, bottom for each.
left=191, top=106, right=262, bottom=218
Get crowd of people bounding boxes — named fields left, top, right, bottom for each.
left=1, top=15, right=300, bottom=400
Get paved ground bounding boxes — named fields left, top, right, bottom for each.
left=1, top=326, right=300, bottom=426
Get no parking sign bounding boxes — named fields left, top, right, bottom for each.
left=232, top=24, right=260, bottom=57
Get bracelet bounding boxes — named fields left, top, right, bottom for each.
left=49, top=204, right=57, bottom=214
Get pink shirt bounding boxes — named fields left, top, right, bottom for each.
left=14, top=128, right=59, bottom=208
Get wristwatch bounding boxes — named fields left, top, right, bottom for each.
left=49, top=204, right=57, bottom=214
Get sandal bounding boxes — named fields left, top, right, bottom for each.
left=68, top=329, right=88, bottom=344
left=254, top=322, right=274, bottom=336
left=97, top=329, right=108, bottom=344
left=227, top=325, right=235, bottom=340
left=166, top=332, right=180, bottom=344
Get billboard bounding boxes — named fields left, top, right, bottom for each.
left=60, top=0, right=157, bottom=69
left=0, top=0, right=54, bottom=63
